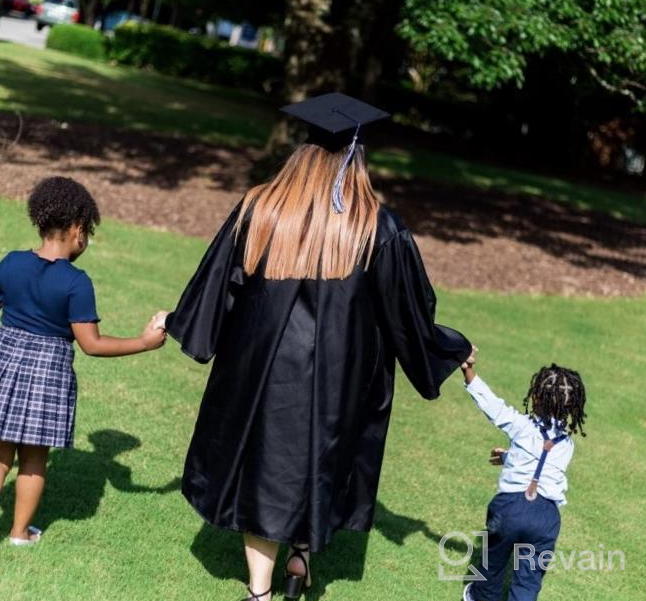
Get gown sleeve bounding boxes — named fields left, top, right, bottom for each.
left=371, top=228, right=472, bottom=400
left=165, top=205, right=241, bottom=363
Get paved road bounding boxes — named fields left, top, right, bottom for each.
left=0, top=14, right=47, bottom=49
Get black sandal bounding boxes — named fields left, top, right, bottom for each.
left=283, top=545, right=311, bottom=600
left=242, top=585, right=272, bottom=601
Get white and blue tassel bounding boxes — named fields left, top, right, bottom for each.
left=331, top=121, right=361, bottom=214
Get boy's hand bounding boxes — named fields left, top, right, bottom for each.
left=489, top=447, right=507, bottom=466
left=141, top=318, right=166, bottom=350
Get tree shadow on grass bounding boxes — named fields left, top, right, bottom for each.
left=378, top=176, right=646, bottom=280
left=0, top=429, right=180, bottom=537
left=189, top=499, right=468, bottom=599
left=0, top=108, right=259, bottom=193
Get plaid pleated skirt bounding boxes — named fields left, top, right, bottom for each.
left=0, top=326, right=77, bottom=448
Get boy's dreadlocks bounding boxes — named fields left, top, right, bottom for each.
left=523, top=364, right=587, bottom=437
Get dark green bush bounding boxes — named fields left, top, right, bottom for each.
left=108, top=23, right=283, bottom=93
left=46, top=24, right=107, bottom=61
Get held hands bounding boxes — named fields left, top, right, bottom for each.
left=141, top=312, right=168, bottom=351
left=151, top=311, right=170, bottom=331
left=460, top=345, right=478, bottom=384
left=460, top=345, right=477, bottom=371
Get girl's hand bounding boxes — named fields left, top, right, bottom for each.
left=141, top=318, right=166, bottom=351
left=151, top=310, right=170, bottom=331
left=489, top=447, right=507, bottom=466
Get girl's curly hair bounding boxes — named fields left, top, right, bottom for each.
left=28, top=176, right=100, bottom=237
left=523, top=364, right=587, bottom=436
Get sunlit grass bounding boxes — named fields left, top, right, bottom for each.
left=0, top=196, right=643, bottom=600
left=0, top=41, right=274, bottom=145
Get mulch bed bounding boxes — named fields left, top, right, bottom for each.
left=1, top=113, right=645, bottom=297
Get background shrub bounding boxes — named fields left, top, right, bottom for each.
left=108, top=23, right=283, bottom=93
left=46, top=24, right=107, bottom=61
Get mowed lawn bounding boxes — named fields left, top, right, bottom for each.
left=0, top=197, right=644, bottom=601
left=0, top=40, right=274, bottom=145
left=1, top=41, right=645, bottom=224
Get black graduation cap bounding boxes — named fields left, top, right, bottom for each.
left=280, top=93, right=390, bottom=213
left=281, top=92, right=390, bottom=151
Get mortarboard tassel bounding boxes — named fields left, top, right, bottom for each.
left=331, top=115, right=361, bottom=214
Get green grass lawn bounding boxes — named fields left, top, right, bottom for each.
left=0, top=196, right=643, bottom=601
left=0, top=41, right=274, bottom=146
left=1, top=41, right=645, bottom=224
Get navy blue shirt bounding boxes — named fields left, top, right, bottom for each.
left=0, top=250, right=100, bottom=340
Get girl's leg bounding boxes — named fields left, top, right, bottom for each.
left=243, top=533, right=279, bottom=600
left=0, top=440, right=17, bottom=493
left=11, top=444, right=49, bottom=540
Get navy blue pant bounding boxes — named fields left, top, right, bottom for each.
left=470, top=492, right=561, bottom=601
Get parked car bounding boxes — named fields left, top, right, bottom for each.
left=94, top=10, right=146, bottom=34
left=1, top=0, right=37, bottom=18
left=35, top=0, right=79, bottom=30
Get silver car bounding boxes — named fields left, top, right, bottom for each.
left=35, top=0, right=79, bottom=30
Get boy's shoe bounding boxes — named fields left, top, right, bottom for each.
left=463, top=583, right=475, bottom=601
left=9, top=525, right=42, bottom=546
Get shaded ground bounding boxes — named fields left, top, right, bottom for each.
left=1, top=113, right=645, bottom=297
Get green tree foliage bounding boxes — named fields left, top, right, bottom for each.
left=398, top=0, right=646, bottom=109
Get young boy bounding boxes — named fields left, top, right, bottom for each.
left=461, top=348, right=586, bottom=601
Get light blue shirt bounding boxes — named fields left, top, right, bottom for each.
left=465, top=375, right=574, bottom=506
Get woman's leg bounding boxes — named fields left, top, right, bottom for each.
left=286, top=544, right=311, bottom=585
left=243, top=533, right=279, bottom=600
left=11, top=444, right=49, bottom=540
left=0, top=440, right=17, bottom=493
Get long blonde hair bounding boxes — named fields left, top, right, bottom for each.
left=235, top=143, right=380, bottom=280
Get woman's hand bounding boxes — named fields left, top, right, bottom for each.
left=151, top=311, right=170, bottom=331
left=461, top=345, right=478, bottom=384
left=461, top=345, right=477, bottom=370
left=489, top=447, right=507, bottom=466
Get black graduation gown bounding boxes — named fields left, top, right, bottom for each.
left=166, top=204, right=471, bottom=552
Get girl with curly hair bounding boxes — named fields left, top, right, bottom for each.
left=0, top=176, right=166, bottom=545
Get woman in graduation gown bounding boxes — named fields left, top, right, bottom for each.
left=159, top=94, right=472, bottom=601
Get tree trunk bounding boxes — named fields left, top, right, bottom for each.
left=266, top=0, right=403, bottom=152
left=267, top=0, right=333, bottom=154
left=323, top=0, right=404, bottom=99
left=82, top=0, right=100, bottom=26
left=169, top=0, right=180, bottom=26
left=355, top=0, right=405, bottom=100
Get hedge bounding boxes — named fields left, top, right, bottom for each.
left=46, top=24, right=107, bottom=61
left=108, top=23, right=283, bottom=93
